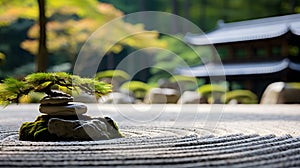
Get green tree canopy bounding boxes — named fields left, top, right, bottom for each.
left=0, top=72, right=112, bottom=106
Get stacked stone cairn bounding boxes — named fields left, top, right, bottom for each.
left=19, top=90, right=123, bottom=141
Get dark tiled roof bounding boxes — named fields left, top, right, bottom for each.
left=175, top=59, right=300, bottom=77
left=185, top=14, right=300, bottom=45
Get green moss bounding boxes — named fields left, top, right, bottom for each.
left=34, top=127, right=48, bottom=137
left=222, top=90, right=258, bottom=104
left=19, top=122, right=33, bottom=140
left=19, top=116, right=60, bottom=141
left=104, top=117, right=124, bottom=138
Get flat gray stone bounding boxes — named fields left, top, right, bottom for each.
left=40, top=96, right=73, bottom=105
left=48, top=118, right=109, bottom=140
left=39, top=102, right=87, bottom=115
left=47, top=90, right=72, bottom=97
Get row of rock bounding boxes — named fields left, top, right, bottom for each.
left=19, top=91, right=123, bottom=141
left=99, top=89, right=208, bottom=104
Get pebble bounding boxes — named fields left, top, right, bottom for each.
left=39, top=102, right=87, bottom=115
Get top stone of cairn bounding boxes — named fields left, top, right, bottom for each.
left=39, top=90, right=87, bottom=116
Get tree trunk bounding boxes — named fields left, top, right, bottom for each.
left=290, top=0, right=296, bottom=13
left=171, top=0, right=179, bottom=34
left=171, top=0, right=179, bottom=15
left=183, top=1, right=190, bottom=20
left=139, top=0, right=146, bottom=11
left=222, top=0, right=228, bottom=22
left=200, top=0, right=207, bottom=30
left=37, top=0, right=48, bottom=72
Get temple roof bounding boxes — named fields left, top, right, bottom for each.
left=185, top=14, right=300, bottom=45
left=175, top=59, right=300, bottom=77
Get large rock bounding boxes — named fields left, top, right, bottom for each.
left=260, top=82, right=300, bottom=104
left=39, top=102, right=87, bottom=115
left=177, top=91, right=207, bottom=104
left=19, top=115, right=123, bottom=141
left=99, top=92, right=135, bottom=104
left=48, top=118, right=122, bottom=140
left=48, top=118, right=108, bottom=140
left=144, top=88, right=179, bottom=104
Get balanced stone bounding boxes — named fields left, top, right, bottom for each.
left=48, top=118, right=110, bottom=140
left=47, top=90, right=72, bottom=97
left=39, top=102, right=87, bottom=115
left=40, top=96, right=73, bottom=105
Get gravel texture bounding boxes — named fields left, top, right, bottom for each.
left=1, top=104, right=300, bottom=167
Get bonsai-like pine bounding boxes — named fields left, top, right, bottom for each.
left=0, top=72, right=112, bottom=106
left=0, top=72, right=123, bottom=141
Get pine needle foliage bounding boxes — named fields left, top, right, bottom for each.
left=0, top=72, right=112, bottom=106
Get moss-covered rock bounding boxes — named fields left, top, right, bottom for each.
left=103, top=117, right=124, bottom=138
left=19, top=115, right=123, bottom=141
left=19, top=115, right=60, bottom=141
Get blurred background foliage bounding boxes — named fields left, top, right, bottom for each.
left=103, top=0, right=300, bottom=31
left=0, top=0, right=299, bottom=82
left=0, top=0, right=165, bottom=77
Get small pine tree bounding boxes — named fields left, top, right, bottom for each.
left=0, top=72, right=112, bottom=106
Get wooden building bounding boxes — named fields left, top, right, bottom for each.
left=177, top=14, right=300, bottom=97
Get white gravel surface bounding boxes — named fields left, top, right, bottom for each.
left=1, top=104, right=300, bottom=137
left=1, top=104, right=300, bottom=167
